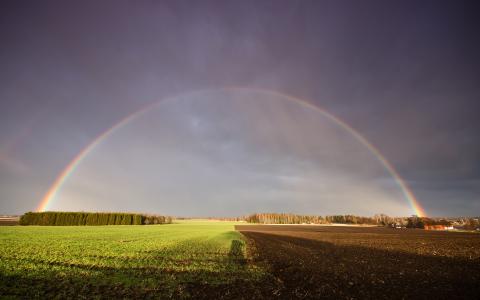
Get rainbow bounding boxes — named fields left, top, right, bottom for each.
left=37, top=87, right=427, bottom=217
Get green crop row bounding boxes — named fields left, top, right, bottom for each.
left=19, top=211, right=172, bottom=226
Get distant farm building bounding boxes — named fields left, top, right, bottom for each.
left=424, top=224, right=454, bottom=230
left=0, top=216, right=20, bottom=226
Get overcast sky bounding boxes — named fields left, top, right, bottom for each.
left=1, top=0, right=479, bottom=216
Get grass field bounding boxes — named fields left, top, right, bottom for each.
left=0, top=220, right=267, bottom=298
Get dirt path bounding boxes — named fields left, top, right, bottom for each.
left=237, top=225, right=480, bottom=299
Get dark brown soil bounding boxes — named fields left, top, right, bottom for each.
left=236, top=225, right=480, bottom=299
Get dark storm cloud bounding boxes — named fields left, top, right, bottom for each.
left=0, top=0, right=479, bottom=215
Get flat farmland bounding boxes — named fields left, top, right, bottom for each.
left=2, top=222, right=479, bottom=299
left=237, top=225, right=480, bottom=299
left=0, top=221, right=268, bottom=299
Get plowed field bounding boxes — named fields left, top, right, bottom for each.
left=236, top=225, right=480, bottom=299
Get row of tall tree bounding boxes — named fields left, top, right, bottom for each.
left=244, top=213, right=410, bottom=226
left=406, top=216, right=452, bottom=229
left=245, top=213, right=326, bottom=224
left=143, top=215, right=173, bottom=225
left=19, top=212, right=172, bottom=226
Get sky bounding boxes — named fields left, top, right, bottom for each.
left=1, top=0, right=479, bottom=217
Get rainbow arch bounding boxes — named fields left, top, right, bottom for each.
left=37, top=87, right=426, bottom=217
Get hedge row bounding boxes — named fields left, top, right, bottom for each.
left=19, top=212, right=172, bottom=226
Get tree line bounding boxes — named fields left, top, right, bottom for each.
left=244, top=213, right=414, bottom=226
left=406, top=216, right=453, bottom=229
left=245, top=213, right=398, bottom=225
left=243, top=213, right=478, bottom=229
left=19, top=212, right=172, bottom=226
left=245, top=213, right=325, bottom=224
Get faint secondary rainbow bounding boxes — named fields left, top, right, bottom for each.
left=37, top=87, right=426, bottom=217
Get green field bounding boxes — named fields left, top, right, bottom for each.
left=0, top=220, right=267, bottom=298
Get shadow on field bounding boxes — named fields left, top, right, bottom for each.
left=228, top=239, right=247, bottom=263
left=0, top=262, right=268, bottom=299
left=0, top=269, right=269, bottom=299
left=237, top=229, right=480, bottom=299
